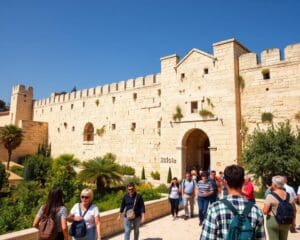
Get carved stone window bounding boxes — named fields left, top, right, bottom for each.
left=84, top=122, right=94, bottom=141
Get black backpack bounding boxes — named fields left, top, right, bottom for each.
left=271, top=192, right=294, bottom=224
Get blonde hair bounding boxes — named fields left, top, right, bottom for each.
left=81, top=188, right=94, bottom=201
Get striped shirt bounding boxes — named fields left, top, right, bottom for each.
left=197, top=180, right=213, bottom=197
left=200, top=195, right=265, bottom=240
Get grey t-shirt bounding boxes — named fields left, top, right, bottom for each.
left=37, top=206, right=68, bottom=232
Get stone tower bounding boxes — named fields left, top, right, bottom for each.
left=9, top=85, right=33, bottom=125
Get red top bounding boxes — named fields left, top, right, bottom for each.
left=242, top=181, right=254, bottom=200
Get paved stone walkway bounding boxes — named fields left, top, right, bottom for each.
left=106, top=202, right=300, bottom=240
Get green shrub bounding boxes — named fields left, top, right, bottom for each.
left=10, top=165, right=24, bottom=177
left=136, top=183, right=161, bottom=201
left=0, top=181, right=47, bottom=234
left=24, top=154, right=52, bottom=186
left=95, top=190, right=124, bottom=211
left=120, top=165, right=135, bottom=175
left=239, top=76, right=245, bottom=90
left=254, top=189, right=265, bottom=199
left=199, top=109, right=214, bottom=118
left=151, top=171, right=160, bottom=180
left=155, top=184, right=169, bottom=194
left=261, top=112, right=273, bottom=123
left=173, top=106, right=184, bottom=122
left=122, top=176, right=141, bottom=187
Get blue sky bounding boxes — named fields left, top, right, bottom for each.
left=1, top=0, right=299, bottom=103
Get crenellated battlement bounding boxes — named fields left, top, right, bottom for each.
left=239, top=43, right=300, bottom=70
left=33, top=74, right=160, bottom=107
left=12, top=84, right=33, bottom=94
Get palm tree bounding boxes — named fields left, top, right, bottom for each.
left=0, top=125, right=23, bottom=169
left=79, top=156, right=122, bottom=193
left=52, top=154, right=80, bottom=177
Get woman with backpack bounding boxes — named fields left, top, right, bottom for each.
left=263, top=175, right=297, bottom=240
left=68, top=188, right=101, bottom=240
left=33, top=187, right=68, bottom=240
left=168, top=177, right=180, bottom=220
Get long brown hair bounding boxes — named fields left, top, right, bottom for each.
left=42, top=188, right=64, bottom=218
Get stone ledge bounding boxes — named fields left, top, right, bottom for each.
left=0, top=196, right=170, bottom=240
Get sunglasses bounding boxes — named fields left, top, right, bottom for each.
left=81, top=195, right=90, bottom=199
left=128, top=188, right=134, bottom=191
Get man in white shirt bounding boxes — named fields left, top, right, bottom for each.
left=283, top=176, right=297, bottom=201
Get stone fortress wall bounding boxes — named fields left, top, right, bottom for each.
left=240, top=43, right=300, bottom=134
left=0, top=39, right=299, bottom=181
left=32, top=74, right=162, bottom=179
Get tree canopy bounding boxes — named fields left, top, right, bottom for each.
left=23, top=154, right=52, bottom=187
left=0, top=100, right=9, bottom=112
left=49, top=154, right=81, bottom=202
left=242, top=122, right=300, bottom=189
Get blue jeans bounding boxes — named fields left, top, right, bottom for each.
left=72, top=226, right=96, bottom=240
left=197, top=196, right=210, bottom=222
left=124, top=216, right=141, bottom=240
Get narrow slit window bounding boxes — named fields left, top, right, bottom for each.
left=204, top=68, right=209, bottom=74
left=262, top=69, right=270, bottom=80
left=181, top=73, right=185, bottom=81
left=133, top=93, right=137, bottom=101
left=191, top=101, right=198, bottom=113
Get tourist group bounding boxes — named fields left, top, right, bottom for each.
left=33, top=164, right=299, bottom=240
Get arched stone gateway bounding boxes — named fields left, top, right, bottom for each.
left=182, top=128, right=210, bottom=176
